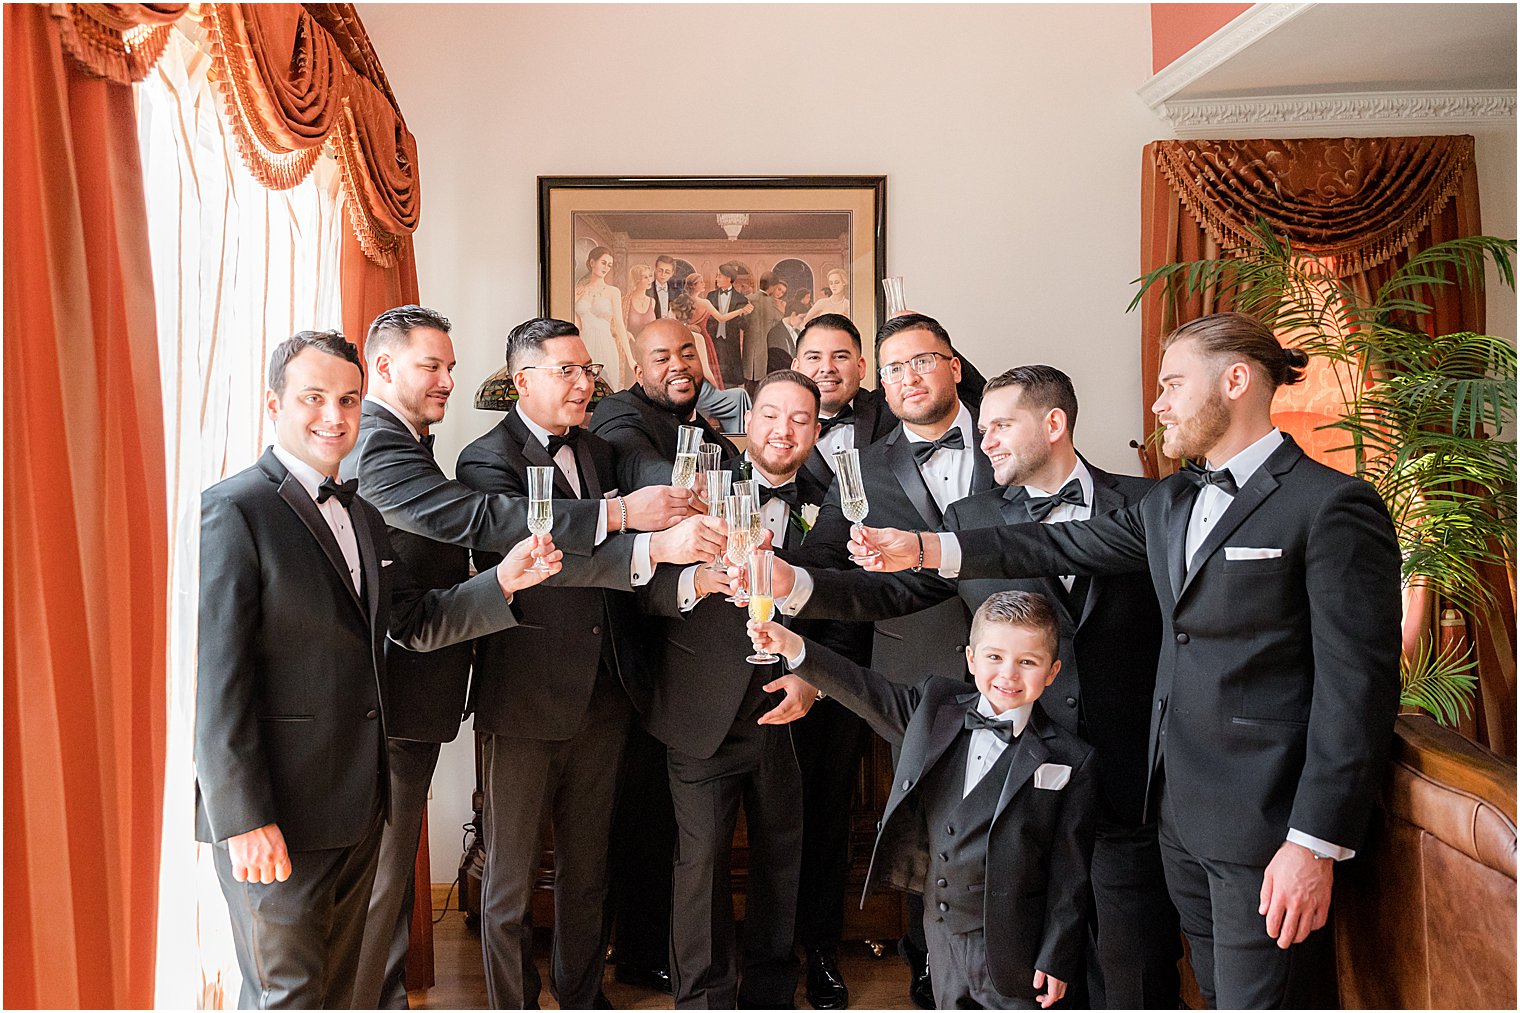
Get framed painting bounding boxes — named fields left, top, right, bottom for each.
left=537, top=175, right=887, bottom=397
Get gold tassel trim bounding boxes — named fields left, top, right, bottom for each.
left=51, top=4, right=178, bottom=84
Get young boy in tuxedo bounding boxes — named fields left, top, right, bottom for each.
left=749, top=591, right=1097, bottom=1010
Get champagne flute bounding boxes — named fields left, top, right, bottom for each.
left=882, top=276, right=907, bottom=317
left=732, top=479, right=758, bottom=504
left=696, top=443, right=724, bottom=510
left=724, top=493, right=755, bottom=604
left=672, top=426, right=703, bottom=489
left=526, top=466, right=556, bottom=573
left=833, top=447, right=877, bottom=561
left=746, top=549, right=779, bottom=664
left=704, top=469, right=733, bottom=572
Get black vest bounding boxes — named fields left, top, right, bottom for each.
left=919, top=729, right=1017, bottom=935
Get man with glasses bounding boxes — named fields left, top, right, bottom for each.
left=456, top=317, right=724, bottom=1008
left=787, top=312, right=995, bottom=1008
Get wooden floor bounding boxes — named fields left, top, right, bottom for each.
left=413, top=905, right=919, bottom=1010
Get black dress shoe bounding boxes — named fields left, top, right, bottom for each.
left=805, top=948, right=850, bottom=1010
left=613, top=960, right=673, bottom=993
left=908, top=953, right=934, bottom=1010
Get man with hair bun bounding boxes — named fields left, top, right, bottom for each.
left=851, top=311, right=1401, bottom=1009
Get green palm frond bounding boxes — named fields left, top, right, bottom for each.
left=1400, top=636, right=1480, bottom=726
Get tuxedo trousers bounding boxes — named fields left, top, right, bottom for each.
left=608, top=723, right=676, bottom=971
left=791, top=696, right=867, bottom=951
left=354, top=738, right=442, bottom=1009
left=924, top=923, right=1038, bottom=1010
left=480, top=666, right=632, bottom=1009
left=666, top=678, right=803, bottom=1009
left=213, top=808, right=384, bottom=1009
left=1088, top=808, right=1181, bottom=1009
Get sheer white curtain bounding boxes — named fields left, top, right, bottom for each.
left=137, top=24, right=344, bottom=1008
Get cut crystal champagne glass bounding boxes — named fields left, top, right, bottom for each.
left=526, top=466, right=555, bottom=573
left=746, top=549, right=778, bottom=664
left=833, top=447, right=877, bottom=561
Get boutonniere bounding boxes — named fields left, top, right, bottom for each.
left=792, top=503, right=820, bottom=538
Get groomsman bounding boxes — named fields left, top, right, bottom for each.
left=638, top=370, right=828, bottom=1008
left=650, top=255, right=678, bottom=318
left=851, top=313, right=1402, bottom=1009
left=457, top=317, right=725, bottom=1009
left=791, top=313, right=896, bottom=485
left=196, top=330, right=555, bottom=1009
left=787, top=312, right=994, bottom=1009
left=778, top=365, right=1182, bottom=1008
left=705, top=262, right=749, bottom=387
left=343, top=306, right=698, bottom=1007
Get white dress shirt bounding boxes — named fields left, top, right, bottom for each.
left=963, top=696, right=1032, bottom=797
left=902, top=402, right=977, bottom=514
left=714, top=288, right=732, bottom=339
left=655, top=281, right=670, bottom=316
left=1022, top=459, right=1095, bottom=592
left=815, top=409, right=856, bottom=472
left=518, top=411, right=653, bottom=585
left=272, top=444, right=362, bottom=595
left=1185, top=427, right=1283, bottom=569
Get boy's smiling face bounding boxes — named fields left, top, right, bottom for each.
left=965, top=623, right=1061, bottom=715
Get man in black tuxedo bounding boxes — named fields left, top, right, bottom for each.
left=650, top=255, right=678, bottom=319
left=195, top=330, right=557, bottom=1009
left=791, top=313, right=897, bottom=490
left=705, top=261, right=749, bottom=388
left=853, top=313, right=1402, bottom=1009
left=775, top=365, right=1181, bottom=1008
left=343, top=307, right=701, bottom=1008
left=766, top=294, right=807, bottom=374
left=785, top=312, right=994, bottom=1008
left=639, top=370, right=829, bottom=1008
left=455, top=317, right=725, bottom=1008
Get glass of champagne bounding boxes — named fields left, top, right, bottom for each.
left=526, top=466, right=556, bottom=573
left=882, top=276, right=907, bottom=317
left=704, top=469, right=733, bottom=572
left=733, top=479, right=758, bottom=502
left=833, top=448, right=877, bottom=561
left=672, top=426, right=703, bottom=489
left=746, top=549, right=779, bottom=664
left=724, top=493, right=755, bottom=605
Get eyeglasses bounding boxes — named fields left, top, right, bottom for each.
left=519, top=363, right=605, bottom=381
left=878, top=352, right=952, bottom=385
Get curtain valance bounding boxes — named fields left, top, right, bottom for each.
left=1153, top=136, right=1476, bottom=276
left=49, top=3, right=188, bottom=83
left=204, top=3, right=419, bottom=266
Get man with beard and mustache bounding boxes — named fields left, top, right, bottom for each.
left=849, top=312, right=1401, bottom=1010
left=771, top=366, right=1182, bottom=1009
left=791, top=313, right=897, bottom=486
left=782, top=312, right=995, bottom=1009
left=637, top=369, right=828, bottom=1008
left=344, top=307, right=700, bottom=1008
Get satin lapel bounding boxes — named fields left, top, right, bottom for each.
left=1079, top=474, right=1125, bottom=627
left=971, top=443, right=995, bottom=494
left=992, top=712, right=1053, bottom=825
left=574, top=434, right=602, bottom=499
left=885, top=429, right=941, bottom=527
left=802, top=448, right=834, bottom=494
left=274, top=473, right=364, bottom=612
left=1180, top=463, right=1284, bottom=601
left=1165, top=480, right=1193, bottom=602
left=349, top=498, right=383, bottom=631
left=513, top=418, right=579, bottom=500
left=916, top=691, right=979, bottom=785
left=854, top=393, right=880, bottom=445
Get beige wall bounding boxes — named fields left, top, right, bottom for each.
left=355, top=2, right=1517, bottom=881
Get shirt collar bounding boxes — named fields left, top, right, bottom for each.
left=516, top=408, right=567, bottom=449
left=902, top=401, right=974, bottom=447
left=363, top=394, right=422, bottom=442
left=1210, top=428, right=1283, bottom=488
left=271, top=444, right=327, bottom=501
left=976, top=694, right=1032, bottom=737
left=1022, top=458, right=1092, bottom=505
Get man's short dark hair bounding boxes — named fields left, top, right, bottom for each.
left=797, top=313, right=862, bottom=352
left=984, top=365, right=1080, bottom=436
left=876, top=312, right=952, bottom=356
left=505, top=317, right=580, bottom=373
left=970, top=589, right=1060, bottom=657
left=655, top=255, right=676, bottom=269
left=365, top=304, right=451, bottom=365
left=717, top=262, right=741, bottom=282
left=754, top=369, right=821, bottom=415
left=268, top=329, right=363, bottom=395
left=783, top=296, right=809, bottom=318
left=1164, top=312, right=1308, bottom=390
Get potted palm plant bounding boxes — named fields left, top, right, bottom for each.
left=1130, top=222, right=1516, bottom=726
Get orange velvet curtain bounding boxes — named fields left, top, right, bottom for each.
left=3, top=4, right=182, bottom=1007
left=1138, top=135, right=1513, bottom=754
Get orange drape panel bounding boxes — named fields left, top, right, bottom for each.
left=3, top=5, right=172, bottom=1008
left=341, top=227, right=419, bottom=353
left=1138, top=136, right=1511, bottom=755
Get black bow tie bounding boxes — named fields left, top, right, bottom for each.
left=759, top=483, right=801, bottom=512
left=419, top=433, right=436, bottom=456
left=545, top=430, right=580, bottom=457
left=818, top=405, right=855, bottom=434
left=1182, top=462, right=1239, bottom=496
left=964, top=708, right=1021, bottom=743
left=911, top=427, right=965, bottom=465
left=317, top=477, right=358, bottom=508
left=1026, top=479, right=1087, bottom=523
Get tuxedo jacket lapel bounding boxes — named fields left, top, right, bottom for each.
left=884, top=428, right=941, bottom=527
left=574, top=438, right=604, bottom=499
left=349, top=496, right=383, bottom=630
left=265, top=455, right=364, bottom=613
left=993, top=710, right=1054, bottom=825
left=1165, top=481, right=1193, bottom=602
left=971, top=442, right=995, bottom=494
left=913, top=691, right=978, bottom=787
left=1179, top=441, right=1298, bottom=600
left=508, top=410, right=580, bottom=499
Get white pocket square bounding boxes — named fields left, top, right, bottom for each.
left=382, top=559, right=395, bottom=567
left=1034, top=763, right=1071, bottom=790
left=1225, top=546, right=1283, bottom=560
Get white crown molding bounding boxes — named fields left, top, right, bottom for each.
left=1138, top=3, right=1315, bottom=110
left=1157, top=89, right=1518, bottom=136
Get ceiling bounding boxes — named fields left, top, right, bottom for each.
left=1174, top=3, right=1516, bottom=99
left=585, top=211, right=850, bottom=242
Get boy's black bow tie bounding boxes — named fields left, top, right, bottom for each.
left=964, top=708, right=1020, bottom=743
